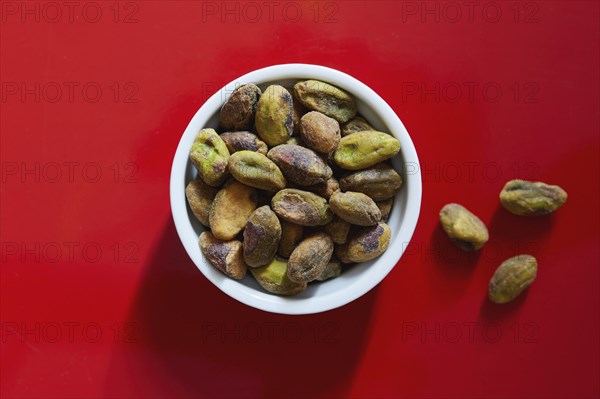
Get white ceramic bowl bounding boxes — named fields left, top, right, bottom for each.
left=170, top=64, right=422, bottom=314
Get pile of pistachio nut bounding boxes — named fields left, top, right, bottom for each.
left=439, top=180, right=567, bottom=303
left=186, top=80, right=403, bottom=295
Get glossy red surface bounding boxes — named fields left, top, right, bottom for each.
left=1, top=1, right=599, bottom=398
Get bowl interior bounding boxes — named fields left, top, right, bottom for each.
left=172, top=65, right=421, bottom=314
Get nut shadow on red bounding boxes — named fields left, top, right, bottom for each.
left=425, top=224, right=481, bottom=303
left=479, top=288, right=530, bottom=322
left=488, top=204, right=556, bottom=244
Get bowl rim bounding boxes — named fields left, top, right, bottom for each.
left=170, top=63, right=422, bottom=314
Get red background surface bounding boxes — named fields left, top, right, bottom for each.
left=1, top=1, right=599, bottom=398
